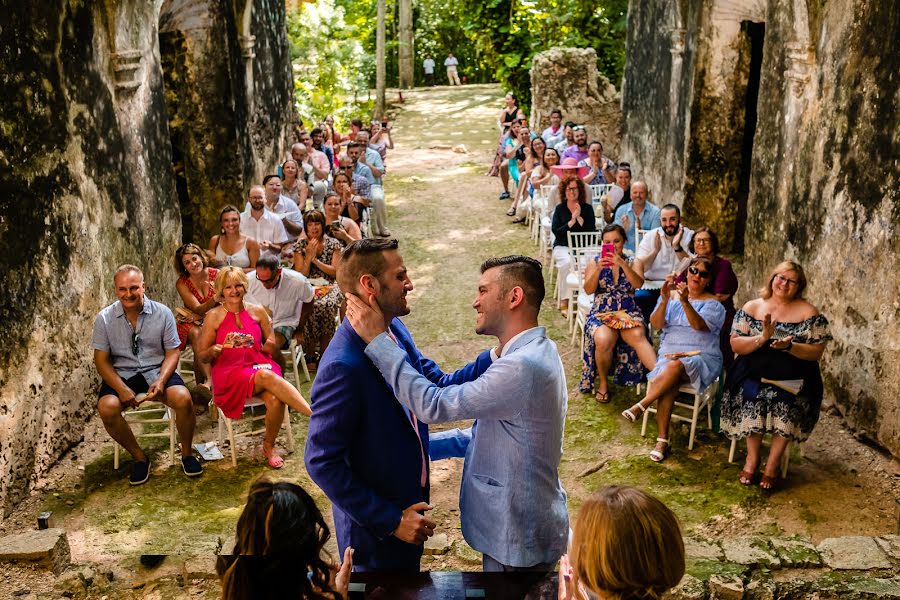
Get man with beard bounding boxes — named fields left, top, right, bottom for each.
left=305, top=239, right=494, bottom=571
left=240, top=185, right=289, bottom=258
left=561, top=125, right=589, bottom=163
left=346, top=255, right=568, bottom=573
left=634, top=203, right=694, bottom=322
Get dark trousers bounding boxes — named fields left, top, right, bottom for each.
left=635, top=288, right=661, bottom=327
left=425, top=72, right=434, bottom=86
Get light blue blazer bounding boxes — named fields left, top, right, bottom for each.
left=365, top=326, right=569, bottom=567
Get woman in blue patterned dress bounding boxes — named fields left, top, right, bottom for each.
left=621, top=256, right=726, bottom=462
left=721, top=261, right=831, bottom=491
left=580, top=224, right=657, bottom=402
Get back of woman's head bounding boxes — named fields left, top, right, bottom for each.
left=217, top=478, right=340, bottom=600
left=571, top=486, right=684, bottom=600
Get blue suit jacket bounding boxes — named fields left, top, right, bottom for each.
left=305, top=318, right=492, bottom=571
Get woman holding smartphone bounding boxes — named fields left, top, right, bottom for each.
left=323, top=192, right=362, bottom=247
left=580, top=224, right=656, bottom=403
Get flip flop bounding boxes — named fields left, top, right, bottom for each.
left=594, top=390, right=610, bottom=404
left=262, top=447, right=284, bottom=469
left=505, top=207, right=517, bottom=217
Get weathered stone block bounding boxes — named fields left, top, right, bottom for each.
left=685, top=537, right=725, bottom=561
left=744, top=575, right=775, bottom=600
left=721, top=536, right=780, bottom=568
left=768, top=538, right=822, bottom=568
left=54, top=569, right=86, bottom=599
left=423, top=533, right=450, bottom=555
left=818, top=536, right=892, bottom=570
left=664, top=574, right=707, bottom=600
left=876, top=535, right=900, bottom=562
left=708, top=574, right=743, bottom=600
left=0, top=528, right=70, bottom=573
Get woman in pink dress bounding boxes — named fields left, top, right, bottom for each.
left=197, top=267, right=312, bottom=468
left=174, top=243, right=218, bottom=396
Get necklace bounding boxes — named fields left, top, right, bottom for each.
left=224, top=304, right=244, bottom=329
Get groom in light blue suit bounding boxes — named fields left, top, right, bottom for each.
left=346, top=255, right=568, bottom=572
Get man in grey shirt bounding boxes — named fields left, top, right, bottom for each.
left=92, top=265, right=202, bottom=485
left=347, top=255, right=568, bottom=572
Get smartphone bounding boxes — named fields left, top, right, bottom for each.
left=331, top=220, right=343, bottom=230
left=601, top=243, right=615, bottom=258
left=382, top=120, right=388, bottom=128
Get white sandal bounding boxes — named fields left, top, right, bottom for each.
left=649, top=438, right=670, bottom=462
left=621, top=403, right=645, bottom=422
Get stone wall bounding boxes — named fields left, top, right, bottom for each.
left=0, top=0, right=296, bottom=515
left=529, top=47, right=623, bottom=157
left=620, top=0, right=900, bottom=456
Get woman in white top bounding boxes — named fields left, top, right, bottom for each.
left=323, top=192, right=362, bottom=247
left=208, top=205, right=260, bottom=272
left=281, top=159, right=308, bottom=208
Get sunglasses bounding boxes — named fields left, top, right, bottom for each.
left=131, top=332, right=141, bottom=356
left=688, top=266, right=710, bottom=278
left=571, top=125, right=585, bottom=131
left=257, top=269, right=280, bottom=285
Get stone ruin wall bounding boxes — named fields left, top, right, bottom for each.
left=529, top=47, right=623, bottom=158
left=0, top=0, right=296, bottom=516
left=620, top=0, right=900, bottom=456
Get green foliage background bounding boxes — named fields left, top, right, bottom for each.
left=287, top=0, right=628, bottom=122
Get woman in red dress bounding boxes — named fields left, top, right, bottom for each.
left=174, top=243, right=218, bottom=395
left=197, top=267, right=312, bottom=468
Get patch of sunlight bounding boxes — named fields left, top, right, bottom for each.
left=446, top=227, right=493, bottom=240
left=426, top=242, right=451, bottom=251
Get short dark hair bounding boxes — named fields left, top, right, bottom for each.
left=550, top=109, right=562, bottom=117
left=688, top=227, right=720, bottom=255
left=480, top=255, right=544, bottom=314
left=350, top=118, right=363, bottom=129
left=564, top=121, right=576, bottom=129
left=255, top=254, right=280, bottom=271
left=589, top=141, right=603, bottom=150
left=347, top=142, right=363, bottom=152
left=303, top=210, right=327, bottom=238
left=337, top=238, right=400, bottom=295
left=262, top=174, right=281, bottom=186
left=310, top=127, right=323, bottom=137
left=601, top=223, right=627, bottom=242
left=661, top=203, right=681, bottom=217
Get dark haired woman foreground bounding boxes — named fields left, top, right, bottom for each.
left=217, top=478, right=353, bottom=600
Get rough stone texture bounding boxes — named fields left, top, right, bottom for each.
left=529, top=47, right=622, bottom=156
left=620, top=0, right=900, bottom=456
left=423, top=533, right=450, bottom=555
left=0, top=528, right=70, bottom=573
left=664, top=574, right=706, bottom=600
left=708, top=574, right=744, bottom=600
left=769, top=537, right=822, bottom=568
left=685, top=537, right=725, bottom=561
left=54, top=569, right=86, bottom=599
left=876, top=535, right=900, bottom=562
left=721, top=536, right=781, bottom=569
left=0, top=0, right=295, bottom=515
left=819, top=536, right=892, bottom=571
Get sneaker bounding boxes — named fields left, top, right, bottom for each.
left=130, top=459, right=151, bottom=486
left=181, top=455, right=203, bottom=477
left=498, top=191, right=510, bottom=200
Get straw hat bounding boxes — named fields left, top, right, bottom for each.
left=550, top=157, right=590, bottom=179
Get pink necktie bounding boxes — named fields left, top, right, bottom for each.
left=387, top=330, right=427, bottom=488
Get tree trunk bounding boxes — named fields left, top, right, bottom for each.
left=398, top=0, right=413, bottom=89
left=375, top=0, right=387, bottom=117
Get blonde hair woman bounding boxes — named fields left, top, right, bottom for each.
left=559, top=486, right=685, bottom=600
left=197, top=267, right=312, bottom=468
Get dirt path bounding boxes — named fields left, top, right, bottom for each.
left=2, top=84, right=898, bottom=595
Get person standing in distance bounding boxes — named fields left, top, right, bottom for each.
left=444, top=53, right=461, bottom=86
left=423, top=55, right=436, bottom=86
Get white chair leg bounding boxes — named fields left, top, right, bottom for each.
left=283, top=405, right=295, bottom=453
left=640, top=407, right=650, bottom=437
left=225, top=417, right=237, bottom=468
left=688, top=393, right=701, bottom=450
left=113, top=443, right=120, bottom=470
left=728, top=438, right=737, bottom=463
left=168, top=407, right=177, bottom=466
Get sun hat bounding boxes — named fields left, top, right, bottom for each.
left=551, top=157, right=591, bottom=179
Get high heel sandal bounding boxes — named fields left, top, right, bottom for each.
left=621, top=403, right=645, bottom=422
left=649, top=438, right=669, bottom=462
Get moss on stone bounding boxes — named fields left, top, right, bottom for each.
left=684, top=558, right=747, bottom=581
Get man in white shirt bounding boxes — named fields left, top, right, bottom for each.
left=444, top=53, right=461, bottom=86
left=246, top=254, right=315, bottom=372
left=301, top=132, right=331, bottom=210
left=541, top=109, right=565, bottom=149
left=355, top=130, right=390, bottom=237
left=262, top=174, right=304, bottom=238
left=634, top=204, right=694, bottom=322
left=423, top=56, right=436, bottom=86
left=241, top=185, right=290, bottom=258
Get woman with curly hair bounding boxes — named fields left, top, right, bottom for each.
left=217, top=477, right=353, bottom=599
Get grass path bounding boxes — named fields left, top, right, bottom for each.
left=5, top=85, right=897, bottom=584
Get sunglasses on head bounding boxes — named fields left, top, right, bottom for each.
left=571, top=125, right=585, bottom=131
left=688, top=266, right=710, bottom=278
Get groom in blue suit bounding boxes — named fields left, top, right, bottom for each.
left=347, top=255, right=569, bottom=572
left=305, top=239, right=493, bottom=571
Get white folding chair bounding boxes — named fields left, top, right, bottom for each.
left=178, top=347, right=196, bottom=385
left=282, top=339, right=311, bottom=387
left=728, top=435, right=792, bottom=478
left=112, top=394, right=177, bottom=469
left=589, top=183, right=614, bottom=201
left=571, top=291, right=595, bottom=348
left=558, top=232, right=601, bottom=330
left=537, top=185, right=557, bottom=270
left=640, top=375, right=720, bottom=450
left=217, top=397, right=295, bottom=468
left=635, top=227, right=651, bottom=252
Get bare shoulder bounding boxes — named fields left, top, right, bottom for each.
left=741, top=298, right=763, bottom=317
left=792, top=299, right=820, bottom=319
left=245, top=303, right=269, bottom=322
left=245, top=236, right=260, bottom=250
left=205, top=305, right=227, bottom=326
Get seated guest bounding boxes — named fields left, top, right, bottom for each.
left=492, top=96, right=524, bottom=198
left=92, top=265, right=202, bottom=484
left=262, top=174, right=304, bottom=238
left=580, top=225, right=656, bottom=402
left=621, top=257, right=725, bottom=462
left=332, top=171, right=363, bottom=224
left=279, top=159, right=308, bottom=209
left=210, top=204, right=260, bottom=272
left=336, top=156, right=371, bottom=216
left=348, top=142, right=387, bottom=236
left=369, top=120, right=393, bottom=160
left=301, top=132, right=331, bottom=211
left=541, top=108, right=565, bottom=149
left=551, top=175, right=596, bottom=314
left=675, top=228, right=738, bottom=367
left=517, top=144, right=558, bottom=222
left=579, top=141, right=617, bottom=187
left=601, top=163, right=632, bottom=222
left=508, top=133, right=544, bottom=220
left=246, top=254, right=314, bottom=373
left=292, top=211, right=343, bottom=366
left=632, top=203, right=691, bottom=323
left=197, top=267, right=312, bottom=468
left=558, top=486, right=684, bottom=600
left=614, top=181, right=660, bottom=253
left=356, top=129, right=389, bottom=237
left=174, top=243, right=219, bottom=395
left=547, top=157, right=590, bottom=215
left=217, top=478, right=353, bottom=599
left=311, top=127, right=334, bottom=173
left=561, top=125, right=589, bottom=163
left=554, top=121, right=576, bottom=154
left=721, top=261, right=831, bottom=490
left=240, top=187, right=289, bottom=260
left=324, top=192, right=362, bottom=246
